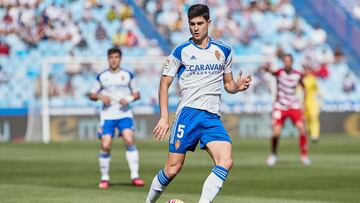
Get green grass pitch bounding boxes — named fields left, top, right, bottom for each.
left=1, top=135, right=360, bottom=203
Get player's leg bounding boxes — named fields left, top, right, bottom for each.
left=199, top=141, right=232, bottom=203
left=145, top=153, right=185, bottom=203
left=146, top=107, right=202, bottom=202
left=267, top=110, right=284, bottom=166
left=98, top=120, right=115, bottom=189
left=308, top=109, right=320, bottom=142
left=120, top=120, right=145, bottom=186
left=305, top=110, right=311, bottom=135
left=199, top=112, right=232, bottom=203
left=270, top=124, right=282, bottom=155
left=292, top=110, right=311, bottom=165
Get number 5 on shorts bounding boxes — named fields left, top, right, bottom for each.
left=176, top=124, right=185, bottom=138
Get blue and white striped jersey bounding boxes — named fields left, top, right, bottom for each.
left=91, top=68, right=139, bottom=120
left=162, top=38, right=232, bottom=116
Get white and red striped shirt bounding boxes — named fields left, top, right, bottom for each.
left=273, top=68, right=303, bottom=110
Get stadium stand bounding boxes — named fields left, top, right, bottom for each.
left=0, top=0, right=359, bottom=112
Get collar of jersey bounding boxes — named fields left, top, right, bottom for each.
left=108, top=67, right=121, bottom=73
left=189, top=37, right=212, bottom=50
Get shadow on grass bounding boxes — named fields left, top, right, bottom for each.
left=109, top=182, right=135, bottom=187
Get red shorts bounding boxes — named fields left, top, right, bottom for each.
left=272, top=109, right=304, bottom=126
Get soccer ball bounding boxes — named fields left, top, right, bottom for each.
left=167, top=199, right=185, bottom=203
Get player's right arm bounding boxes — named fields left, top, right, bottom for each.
left=88, top=92, right=111, bottom=106
left=153, top=51, right=181, bottom=141
left=87, top=78, right=111, bottom=105
left=153, top=75, right=174, bottom=141
left=262, top=63, right=277, bottom=75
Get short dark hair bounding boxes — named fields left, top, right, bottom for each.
left=187, top=4, right=210, bottom=21
left=107, top=47, right=122, bottom=57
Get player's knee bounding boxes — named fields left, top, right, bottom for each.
left=101, top=143, right=111, bottom=152
left=272, top=133, right=281, bottom=138
left=166, top=163, right=183, bottom=179
left=124, top=139, right=134, bottom=146
left=216, top=158, right=233, bottom=170
left=273, top=127, right=282, bottom=136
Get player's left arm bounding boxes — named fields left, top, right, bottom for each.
left=223, top=71, right=252, bottom=94
left=119, top=74, right=141, bottom=106
left=222, top=51, right=252, bottom=93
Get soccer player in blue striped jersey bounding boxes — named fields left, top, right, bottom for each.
left=88, top=47, right=144, bottom=189
left=145, top=4, right=252, bottom=203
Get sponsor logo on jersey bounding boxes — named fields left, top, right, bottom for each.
left=188, top=63, right=224, bottom=75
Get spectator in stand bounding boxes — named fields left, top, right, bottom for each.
left=333, top=46, right=345, bottom=63
left=261, top=41, right=276, bottom=56
left=82, top=6, right=94, bottom=22
left=277, top=13, right=294, bottom=32
left=36, top=15, right=48, bottom=40
left=352, top=2, right=360, bottom=20
left=68, top=22, right=81, bottom=47
left=76, top=31, right=88, bottom=49
left=124, top=30, right=138, bottom=47
left=96, top=22, right=108, bottom=41
left=310, top=24, right=326, bottom=46
left=342, top=71, right=356, bottom=93
left=119, top=3, right=134, bottom=21
left=107, top=5, right=117, bottom=21
left=291, top=31, right=308, bottom=52
left=35, top=75, right=60, bottom=98
left=112, top=28, right=125, bottom=47
left=0, top=40, right=10, bottom=56
left=278, top=0, right=296, bottom=17
left=63, top=74, right=75, bottom=96
left=313, top=63, right=329, bottom=79
left=1, top=9, right=16, bottom=34
left=0, top=65, right=9, bottom=84
left=145, top=39, right=163, bottom=56
left=45, top=3, right=63, bottom=21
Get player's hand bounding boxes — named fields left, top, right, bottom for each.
left=119, top=98, right=129, bottom=106
left=153, top=117, right=169, bottom=141
left=98, top=95, right=111, bottom=106
left=236, top=70, right=252, bottom=91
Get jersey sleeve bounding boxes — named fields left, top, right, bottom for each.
left=224, top=52, right=233, bottom=74
left=273, top=69, right=281, bottom=76
left=129, top=75, right=140, bottom=93
left=90, top=77, right=102, bottom=93
left=162, top=53, right=181, bottom=77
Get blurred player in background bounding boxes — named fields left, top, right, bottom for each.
left=88, top=47, right=145, bottom=189
left=303, top=64, right=321, bottom=142
left=263, top=54, right=311, bottom=166
left=145, top=4, right=251, bottom=203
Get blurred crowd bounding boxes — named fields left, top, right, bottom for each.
left=0, top=0, right=163, bottom=108
left=0, top=0, right=359, bottom=110
left=139, top=0, right=356, bottom=95
left=0, top=0, right=159, bottom=56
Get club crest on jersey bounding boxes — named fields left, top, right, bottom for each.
left=175, top=140, right=181, bottom=150
left=121, top=75, right=125, bottom=81
left=215, top=50, right=221, bottom=61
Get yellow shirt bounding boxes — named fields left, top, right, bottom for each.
left=303, top=74, right=319, bottom=110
